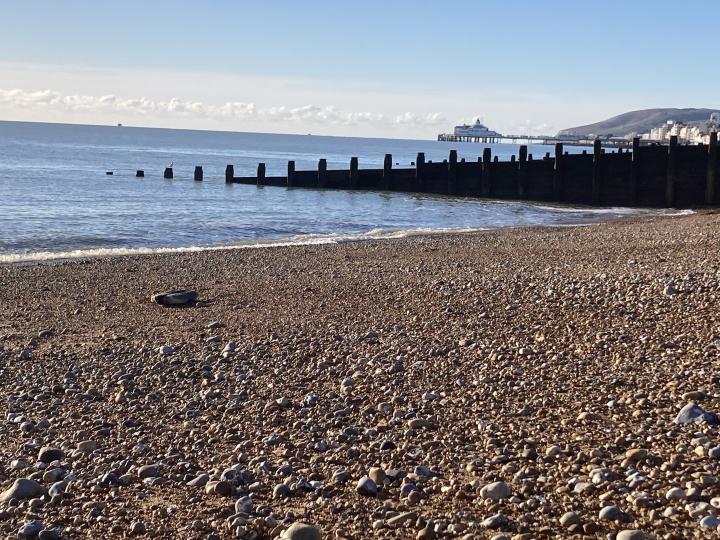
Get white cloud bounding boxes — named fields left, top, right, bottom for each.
left=0, top=87, right=445, bottom=129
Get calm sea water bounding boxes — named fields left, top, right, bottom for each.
left=0, top=121, right=668, bottom=263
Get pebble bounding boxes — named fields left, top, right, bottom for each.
left=18, top=520, right=43, bottom=539
left=598, top=505, right=624, bottom=521
left=158, top=345, right=173, bottom=356
left=356, top=476, right=378, bottom=496
left=137, top=464, right=160, bottom=479
left=37, top=447, right=63, bottom=463
left=281, top=522, right=322, bottom=540
left=700, top=516, right=720, bottom=528
left=616, top=531, right=648, bottom=540
left=0, top=478, right=45, bottom=502
left=480, top=481, right=512, bottom=501
left=559, top=511, right=581, bottom=527
left=273, top=483, right=291, bottom=498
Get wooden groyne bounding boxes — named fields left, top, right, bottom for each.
left=222, top=135, right=719, bottom=209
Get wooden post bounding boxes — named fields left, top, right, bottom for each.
left=592, top=139, right=602, bottom=204
left=135, top=170, right=144, bottom=178
left=225, top=165, right=234, bottom=183
left=666, top=135, right=678, bottom=207
left=257, top=163, right=266, bottom=186
left=194, top=166, right=203, bottom=181
left=706, top=132, right=718, bottom=205
left=630, top=137, right=640, bottom=206
left=416, top=152, right=425, bottom=192
left=481, top=148, right=492, bottom=197
left=518, top=145, right=528, bottom=199
left=448, top=150, right=458, bottom=195
left=318, top=158, right=327, bottom=188
left=164, top=167, right=173, bottom=179
left=553, top=143, right=563, bottom=202
left=382, top=154, right=393, bottom=190
left=350, top=157, right=359, bottom=189
left=287, top=161, right=295, bottom=187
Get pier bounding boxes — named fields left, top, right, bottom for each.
left=437, top=133, right=634, bottom=148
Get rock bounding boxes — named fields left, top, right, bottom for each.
left=332, top=470, right=350, bottom=483
left=559, top=511, right=581, bottom=527
left=207, top=321, right=222, bottom=329
left=387, top=511, right=417, bottom=526
left=38, top=529, right=61, bottom=540
left=616, top=531, right=648, bottom=540
left=273, top=483, right=291, bottom=498
left=18, top=520, right=43, bottom=539
left=187, top=473, right=209, bottom=487
left=282, top=523, right=322, bottom=540
left=482, top=514, right=509, bottom=529
left=48, top=481, right=66, bottom=497
left=408, top=418, right=437, bottom=430
left=356, top=476, right=378, bottom=496
left=76, top=440, right=97, bottom=453
left=666, top=487, right=685, bottom=500
left=235, top=496, right=253, bottom=514
left=137, top=464, right=160, bottom=479
left=598, top=505, right=624, bottom=521
left=700, top=516, right=720, bottom=528
left=710, top=447, right=720, bottom=459
left=37, top=447, right=63, bottom=463
left=130, top=522, right=146, bottom=535
left=151, top=289, right=198, bottom=306
left=0, top=478, right=45, bottom=502
left=368, top=467, right=386, bottom=485
left=675, top=403, right=705, bottom=424
left=480, top=481, right=512, bottom=501
left=625, top=448, right=648, bottom=462
left=158, top=345, right=173, bottom=356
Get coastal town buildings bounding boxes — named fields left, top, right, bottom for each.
left=641, top=112, right=720, bottom=144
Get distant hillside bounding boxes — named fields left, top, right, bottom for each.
left=558, top=108, right=718, bottom=138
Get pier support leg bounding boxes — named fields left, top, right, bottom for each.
left=592, top=139, right=602, bottom=204
left=448, top=150, right=458, bottom=195
left=318, top=158, right=327, bottom=189
left=382, top=154, right=393, bottom=191
left=225, top=165, right=234, bottom=183
left=135, top=170, right=144, bottom=178
left=164, top=167, right=173, bottom=179
left=706, top=132, right=718, bottom=205
left=194, top=166, right=203, bottom=181
left=350, top=157, right=359, bottom=189
left=666, top=135, right=677, bottom=207
left=287, top=161, right=295, bottom=187
left=257, top=163, right=266, bottom=186
left=553, top=143, right=563, bottom=202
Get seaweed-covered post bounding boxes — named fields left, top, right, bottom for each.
left=592, top=139, right=602, bottom=204
left=553, top=143, right=564, bottom=202
left=518, top=145, right=528, bottom=199
left=666, top=135, right=678, bottom=207
left=257, top=163, right=266, bottom=186
left=225, top=164, right=234, bottom=183
left=164, top=167, right=173, bottom=179
left=318, top=158, right=327, bottom=188
left=447, top=149, right=458, bottom=195
left=135, top=170, right=144, bottom=178
left=350, top=157, right=359, bottom=189
left=415, top=152, right=426, bottom=192
left=194, top=166, right=203, bottom=181
left=382, top=154, right=393, bottom=190
left=630, top=137, right=640, bottom=206
left=481, top=147, right=492, bottom=197
left=706, top=132, right=718, bottom=205
left=287, top=160, right=295, bottom=187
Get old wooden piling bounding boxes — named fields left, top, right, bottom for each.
left=416, top=152, right=426, bottom=192
left=518, top=145, right=528, bottom=199
left=382, top=154, right=393, bottom=190
left=225, top=165, right=234, bottom=183
left=666, top=135, right=678, bottom=207
left=448, top=150, right=458, bottom=195
left=706, top=132, right=718, bottom=205
left=481, top=148, right=492, bottom=197
left=350, top=157, right=359, bottom=189
left=630, top=137, right=640, bottom=205
left=318, top=159, right=327, bottom=188
left=257, top=163, right=266, bottom=186
left=194, top=166, right=203, bottom=181
left=164, top=167, right=173, bottom=179
left=287, top=161, right=295, bottom=187
left=553, top=143, right=563, bottom=202
left=136, top=170, right=144, bottom=178
left=592, top=139, right=602, bottom=204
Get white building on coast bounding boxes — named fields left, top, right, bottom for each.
left=642, top=113, right=720, bottom=144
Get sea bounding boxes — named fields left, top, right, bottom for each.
left=0, top=121, right=677, bottom=263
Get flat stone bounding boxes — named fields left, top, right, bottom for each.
left=559, top=511, right=581, bottom=527
left=598, top=505, right=624, bottom=521
left=625, top=448, right=648, bottom=462
left=38, top=529, right=61, bottom=540
left=356, top=476, right=378, bottom=496
left=675, top=403, right=705, bottom=424
left=482, top=514, right=508, bottom=529
left=137, top=464, right=160, bottom=479
left=151, top=289, right=198, bottom=306
left=37, top=447, right=63, bottom=463
left=480, top=481, right=512, bottom=501
left=281, top=522, right=321, bottom=540
left=369, top=467, right=386, bottom=485
left=616, top=531, right=648, bottom=540
left=387, top=511, right=418, bottom=526
left=77, top=440, right=97, bottom=453
left=273, top=483, right=291, bottom=498
left=700, top=516, right=720, bottom=528
left=235, top=496, right=253, bottom=514
left=187, top=474, right=209, bottom=487
left=0, top=479, right=45, bottom=502
left=18, top=520, right=43, bottom=539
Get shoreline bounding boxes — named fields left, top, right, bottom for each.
left=2, top=211, right=720, bottom=539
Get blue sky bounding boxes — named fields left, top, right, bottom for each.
left=0, top=0, right=717, bottom=137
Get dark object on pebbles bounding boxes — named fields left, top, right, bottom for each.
left=151, top=289, right=198, bottom=307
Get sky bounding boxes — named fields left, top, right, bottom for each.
left=0, top=0, right=718, bottom=138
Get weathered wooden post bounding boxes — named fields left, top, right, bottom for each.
left=705, top=132, right=718, bottom=205
left=257, top=163, right=266, bottom=186
left=135, top=170, right=144, bottom=178
left=287, top=160, right=295, bottom=187
left=553, top=143, right=563, bottom=202
left=481, top=148, right=492, bottom=197
left=592, top=139, right=602, bottom=204
left=666, top=135, right=678, bottom=207
left=416, top=152, right=426, bottom=192
left=350, top=157, right=359, bottom=189
left=164, top=167, right=173, bottom=179
left=318, top=158, right=327, bottom=188
left=382, top=154, right=393, bottom=190
left=518, top=145, right=528, bottom=199
left=194, top=166, right=203, bottom=181
left=448, top=150, right=458, bottom=195
left=225, top=164, right=234, bottom=183
left=630, top=137, right=640, bottom=206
